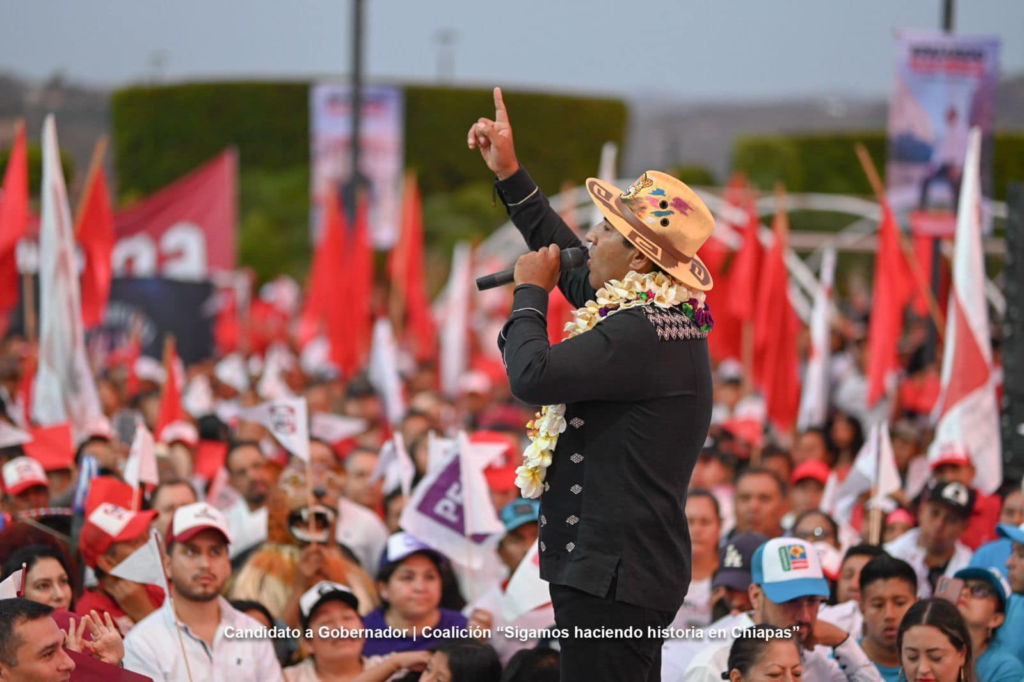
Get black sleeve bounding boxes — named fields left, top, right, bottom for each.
left=498, top=284, right=666, bottom=406
left=495, top=167, right=596, bottom=309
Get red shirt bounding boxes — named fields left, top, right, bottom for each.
left=75, top=584, right=165, bottom=635
left=960, top=491, right=1002, bottom=550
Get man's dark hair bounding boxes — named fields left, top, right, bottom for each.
left=230, top=599, right=274, bottom=627
left=225, top=440, right=264, bottom=474
left=858, top=554, right=917, bottom=596
left=736, top=466, right=788, bottom=498
left=799, top=427, right=840, bottom=466
left=501, top=648, right=560, bottom=682
left=430, top=638, right=502, bottom=682
left=150, top=479, right=198, bottom=509
left=0, top=598, right=55, bottom=666
left=842, top=543, right=886, bottom=565
left=687, top=488, right=721, bottom=521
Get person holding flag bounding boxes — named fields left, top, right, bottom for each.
left=469, top=87, right=716, bottom=682
left=123, top=501, right=284, bottom=681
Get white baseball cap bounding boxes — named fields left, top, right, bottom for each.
left=751, top=537, right=830, bottom=603
left=299, top=581, right=361, bottom=629
left=166, top=502, right=231, bottom=548
left=158, top=420, right=199, bottom=448
left=1, top=456, right=50, bottom=496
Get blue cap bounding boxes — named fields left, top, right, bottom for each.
left=500, top=499, right=540, bottom=534
left=751, top=538, right=831, bottom=604
left=997, top=522, right=1024, bottom=546
left=954, top=567, right=1011, bottom=609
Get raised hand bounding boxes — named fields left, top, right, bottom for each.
left=83, top=610, right=126, bottom=666
left=467, top=87, right=519, bottom=181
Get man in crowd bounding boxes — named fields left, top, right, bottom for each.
left=124, top=502, right=284, bottom=681
left=342, top=445, right=382, bottom=511
left=1, top=457, right=50, bottom=513
left=77, top=500, right=164, bottom=633
left=792, top=428, right=836, bottom=467
left=819, top=544, right=887, bottom=635
left=223, top=440, right=271, bottom=562
left=680, top=537, right=882, bottom=681
left=151, top=480, right=199, bottom=540
left=990, top=519, right=1024, bottom=665
left=929, top=443, right=1001, bottom=549
left=0, top=598, right=76, bottom=682
left=856, top=555, right=919, bottom=681
left=884, top=480, right=974, bottom=597
left=788, top=460, right=829, bottom=519
left=731, top=468, right=788, bottom=540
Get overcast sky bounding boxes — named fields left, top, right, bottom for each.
left=3, top=1, right=1023, bottom=102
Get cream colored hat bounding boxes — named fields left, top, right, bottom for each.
left=586, top=171, right=715, bottom=291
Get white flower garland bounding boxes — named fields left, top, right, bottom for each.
left=514, top=271, right=709, bottom=499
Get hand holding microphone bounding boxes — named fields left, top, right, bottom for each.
left=475, top=245, right=586, bottom=292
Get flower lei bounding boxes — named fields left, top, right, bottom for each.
left=514, top=270, right=714, bottom=498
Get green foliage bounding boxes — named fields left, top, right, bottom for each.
left=0, top=142, right=75, bottom=195
left=668, top=164, right=718, bottom=187
left=109, top=81, right=627, bottom=282
left=238, top=167, right=312, bottom=282
left=733, top=131, right=1024, bottom=200
left=111, top=82, right=309, bottom=200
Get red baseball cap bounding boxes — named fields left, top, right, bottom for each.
left=791, top=460, right=830, bottom=486
left=80, top=503, right=157, bottom=568
left=1, top=456, right=50, bottom=496
left=166, top=502, right=231, bottom=548
left=84, top=477, right=136, bottom=516
left=930, top=442, right=972, bottom=469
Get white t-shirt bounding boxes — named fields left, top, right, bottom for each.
left=669, top=577, right=713, bottom=631
left=883, top=528, right=973, bottom=598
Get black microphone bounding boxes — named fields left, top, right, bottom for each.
left=475, top=247, right=587, bottom=291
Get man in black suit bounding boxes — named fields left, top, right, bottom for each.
left=468, top=88, right=717, bottom=682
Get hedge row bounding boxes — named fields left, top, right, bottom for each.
left=110, top=82, right=628, bottom=202
left=733, top=131, right=1024, bottom=201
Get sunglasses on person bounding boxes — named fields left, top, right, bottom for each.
left=961, top=580, right=998, bottom=600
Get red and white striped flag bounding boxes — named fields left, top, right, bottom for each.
left=929, top=128, right=1001, bottom=495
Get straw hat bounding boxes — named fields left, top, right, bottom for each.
left=586, top=171, right=715, bottom=291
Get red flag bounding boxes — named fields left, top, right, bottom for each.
left=702, top=235, right=739, bottom=362
left=301, top=191, right=351, bottom=372
left=154, top=337, right=186, bottom=438
left=346, top=197, right=374, bottom=372
left=547, top=289, right=574, bottom=345
left=728, top=188, right=763, bottom=323
left=753, top=194, right=801, bottom=432
left=0, top=121, right=29, bottom=314
left=865, top=203, right=915, bottom=406
left=389, top=174, right=438, bottom=361
left=76, top=154, right=115, bottom=328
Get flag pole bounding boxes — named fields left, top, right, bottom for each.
left=156, top=529, right=195, bottom=682
left=854, top=144, right=945, bottom=337
left=73, top=136, right=108, bottom=234
left=17, top=562, right=27, bottom=597
left=22, top=273, right=36, bottom=343
left=867, top=426, right=884, bottom=546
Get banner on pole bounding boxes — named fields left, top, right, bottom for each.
left=310, top=84, right=404, bottom=248
left=886, top=31, right=999, bottom=237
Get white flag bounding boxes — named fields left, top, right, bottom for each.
left=929, top=128, right=1002, bottom=495
left=798, top=247, right=836, bottom=430
left=239, top=397, right=310, bottom=461
left=0, top=421, right=31, bottom=449
left=372, top=434, right=416, bottom=497
left=398, top=432, right=504, bottom=568
left=439, top=242, right=472, bottom=398
left=367, top=318, right=407, bottom=426
left=109, top=532, right=166, bottom=588
left=257, top=343, right=296, bottom=401
left=124, top=422, right=159, bottom=488
left=30, top=116, right=102, bottom=435
left=502, top=540, right=551, bottom=623
left=0, top=568, right=24, bottom=599
left=834, top=423, right=901, bottom=522
left=310, top=412, right=367, bottom=444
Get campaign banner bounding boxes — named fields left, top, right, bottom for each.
left=310, top=84, right=404, bottom=248
left=16, top=151, right=237, bottom=281
left=886, top=31, right=999, bottom=237
left=91, top=278, right=216, bottom=365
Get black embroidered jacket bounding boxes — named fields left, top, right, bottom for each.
left=495, top=168, right=714, bottom=613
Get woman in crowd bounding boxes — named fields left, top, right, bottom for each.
left=791, top=509, right=842, bottom=551
left=670, top=489, right=721, bottom=629
left=1, top=545, right=73, bottom=611
left=828, top=411, right=864, bottom=471
left=285, top=580, right=430, bottom=682
left=898, top=598, right=978, bottom=682
left=725, top=625, right=803, bottom=682
left=362, top=533, right=470, bottom=657
left=952, top=568, right=1024, bottom=682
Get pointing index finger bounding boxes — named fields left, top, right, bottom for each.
left=494, top=87, right=510, bottom=125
